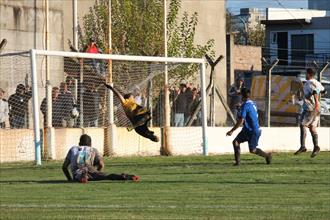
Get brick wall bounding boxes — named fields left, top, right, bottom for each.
left=233, top=45, right=262, bottom=75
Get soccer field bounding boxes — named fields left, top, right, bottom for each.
left=0, top=153, right=329, bottom=220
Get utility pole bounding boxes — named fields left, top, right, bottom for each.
left=104, top=0, right=114, bottom=156
left=72, top=0, right=78, bottom=50
left=44, top=0, right=54, bottom=159
left=163, top=0, right=172, bottom=155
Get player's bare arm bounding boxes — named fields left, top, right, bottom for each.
left=226, top=117, right=244, bottom=136
left=313, top=92, right=319, bottom=112
left=104, top=83, right=125, bottom=103
left=96, top=159, right=105, bottom=171
left=62, top=158, right=72, bottom=181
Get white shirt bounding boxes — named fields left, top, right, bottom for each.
left=303, top=79, right=324, bottom=111
left=0, top=99, right=9, bottom=123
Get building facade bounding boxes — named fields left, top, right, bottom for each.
left=262, top=8, right=330, bottom=72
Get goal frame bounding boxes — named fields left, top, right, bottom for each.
left=30, top=49, right=208, bottom=165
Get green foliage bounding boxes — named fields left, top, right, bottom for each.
left=226, top=9, right=234, bottom=33
left=246, top=24, right=265, bottom=47
left=77, top=0, right=214, bottom=84
left=79, top=0, right=164, bottom=56
left=167, top=0, right=215, bottom=84
left=233, top=23, right=265, bottom=47
left=226, top=9, right=265, bottom=47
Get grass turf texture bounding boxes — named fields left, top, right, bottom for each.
left=0, top=153, right=329, bottom=220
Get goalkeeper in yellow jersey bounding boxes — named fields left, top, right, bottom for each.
left=104, top=83, right=159, bottom=142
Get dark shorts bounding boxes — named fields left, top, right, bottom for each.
left=73, top=166, right=108, bottom=182
left=234, top=129, right=261, bottom=150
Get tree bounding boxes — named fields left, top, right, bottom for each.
left=246, top=24, right=265, bottom=47
left=233, top=22, right=265, bottom=47
left=78, top=0, right=164, bottom=56
left=226, top=9, right=234, bottom=33
left=76, top=0, right=214, bottom=83
left=167, top=0, right=215, bottom=83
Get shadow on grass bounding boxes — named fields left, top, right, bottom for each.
left=0, top=178, right=328, bottom=185
left=0, top=180, right=70, bottom=184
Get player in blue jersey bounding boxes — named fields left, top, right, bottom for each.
left=226, top=88, right=272, bottom=166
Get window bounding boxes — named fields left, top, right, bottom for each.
left=291, top=34, right=314, bottom=66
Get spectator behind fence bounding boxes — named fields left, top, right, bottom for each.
left=188, top=88, right=201, bottom=126
left=173, top=82, right=187, bottom=127
left=66, top=76, right=76, bottom=97
left=40, top=87, right=61, bottom=127
left=185, top=83, right=194, bottom=122
left=84, top=37, right=104, bottom=76
left=228, top=77, right=244, bottom=119
left=8, top=84, right=32, bottom=128
left=83, top=83, right=100, bottom=127
left=58, top=82, right=75, bottom=128
left=0, top=88, right=9, bottom=128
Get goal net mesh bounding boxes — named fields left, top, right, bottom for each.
left=0, top=51, right=206, bottom=162
left=0, top=52, right=35, bottom=162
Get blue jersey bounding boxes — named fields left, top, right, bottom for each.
left=238, top=100, right=260, bottom=132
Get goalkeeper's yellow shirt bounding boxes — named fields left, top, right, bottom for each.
left=122, top=97, right=148, bottom=119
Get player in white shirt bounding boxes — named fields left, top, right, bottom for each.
left=294, top=68, right=324, bottom=158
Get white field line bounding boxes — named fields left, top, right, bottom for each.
left=0, top=203, right=313, bottom=211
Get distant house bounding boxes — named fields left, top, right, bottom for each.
left=262, top=8, right=330, bottom=72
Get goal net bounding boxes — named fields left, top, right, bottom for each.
left=0, top=50, right=208, bottom=164
left=0, top=51, right=35, bottom=163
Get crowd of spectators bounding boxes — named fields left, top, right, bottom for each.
left=0, top=84, right=32, bottom=129
left=171, top=81, right=202, bottom=127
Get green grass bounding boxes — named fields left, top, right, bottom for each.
left=0, top=153, right=330, bottom=220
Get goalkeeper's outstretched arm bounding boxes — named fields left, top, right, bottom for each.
left=104, top=83, right=125, bottom=103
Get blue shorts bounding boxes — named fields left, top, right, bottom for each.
left=234, top=129, right=261, bottom=150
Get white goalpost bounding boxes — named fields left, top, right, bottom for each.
left=2, top=49, right=208, bottom=165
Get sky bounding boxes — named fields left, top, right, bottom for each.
left=226, top=0, right=309, bottom=14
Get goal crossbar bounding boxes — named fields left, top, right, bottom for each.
left=33, top=49, right=205, bottom=64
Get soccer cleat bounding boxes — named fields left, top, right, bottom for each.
left=266, top=153, right=272, bottom=164
left=80, top=176, right=88, bottom=184
left=311, top=146, right=320, bottom=158
left=233, top=162, right=240, bottom=166
left=131, top=175, right=140, bottom=182
left=294, top=147, right=307, bottom=155
left=150, top=135, right=159, bottom=142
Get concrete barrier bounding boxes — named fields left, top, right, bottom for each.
left=0, top=129, right=35, bottom=162
left=0, top=127, right=329, bottom=162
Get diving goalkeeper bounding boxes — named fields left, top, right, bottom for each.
left=104, top=83, right=159, bottom=142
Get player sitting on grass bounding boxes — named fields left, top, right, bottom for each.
left=104, top=83, right=159, bottom=142
left=226, top=88, right=272, bottom=166
left=62, top=134, right=139, bottom=183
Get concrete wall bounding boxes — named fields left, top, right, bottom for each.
left=180, top=1, right=227, bottom=125
left=0, top=129, right=35, bottom=162
left=1, top=127, right=329, bottom=162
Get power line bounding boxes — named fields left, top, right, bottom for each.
left=273, top=0, right=330, bottom=43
